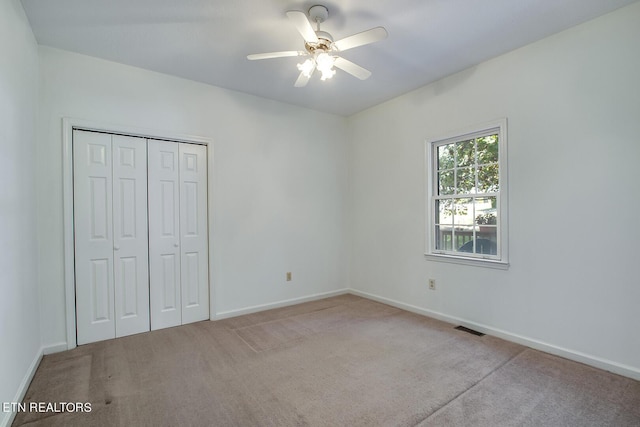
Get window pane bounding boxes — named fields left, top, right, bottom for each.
left=453, top=229, right=475, bottom=252
left=476, top=225, right=497, bottom=243
left=436, top=199, right=453, bottom=225
left=438, top=170, right=455, bottom=195
left=476, top=227, right=498, bottom=255
left=453, top=198, right=473, bottom=226
left=437, top=144, right=455, bottom=171
left=477, top=134, right=499, bottom=164
left=456, top=139, right=475, bottom=168
left=435, top=225, right=453, bottom=251
left=456, top=167, right=475, bottom=194
left=477, top=164, right=499, bottom=193
left=474, top=197, right=496, bottom=225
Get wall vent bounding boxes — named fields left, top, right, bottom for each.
left=455, top=325, right=485, bottom=336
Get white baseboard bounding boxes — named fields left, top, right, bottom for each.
left=349, top=289, right=640, bottom=381
left=213, top=288, right=350, bottom=320
left=1, top=346, right=43, bottom=427
left=43, top=342, right=68, bottom=355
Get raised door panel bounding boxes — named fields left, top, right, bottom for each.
left=89, top=259, right=112, bottom=322
left=179, top=143, right=209, bottom=324
left=148, top=140, right=182, bottom=330
left=73, top=130, right=116, bottom=344
left=112, top=135, right=150, bottom=337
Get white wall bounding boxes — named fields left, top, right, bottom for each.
left=348, top=3, right=640, bottom=377
left=37, top=47, right=349, bottom=348
left=0, top=0, right=42, bottom=424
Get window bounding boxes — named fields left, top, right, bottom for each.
left=425, top=119, right=508, bottom=268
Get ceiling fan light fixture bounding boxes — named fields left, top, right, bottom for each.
left=315, top=52, right=336, bottom=80
left=319, top=66, right=336, bottom=81
left=297, top=58, right=316, bottom=77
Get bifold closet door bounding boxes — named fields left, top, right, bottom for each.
left=148, top=140, right=181, bottom=329
left=74, top=130, right=149, bottom=345
left=111, top=136, right=150, bottom=337
left=178, top=143, right=209, bottom=324
left=148, top=140, right=209, bottom=330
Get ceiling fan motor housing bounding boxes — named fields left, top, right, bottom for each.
left=305, top=30, right=333, bottom=54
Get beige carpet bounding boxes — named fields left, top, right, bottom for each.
left=13, top=294, right=640, bottom=426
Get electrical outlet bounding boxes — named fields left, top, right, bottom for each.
left=428, top=279, right=436, bottom=290
left=286, top=272, right=292, bottom=282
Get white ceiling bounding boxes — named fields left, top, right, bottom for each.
left=21, top=0, right=638, bottom=116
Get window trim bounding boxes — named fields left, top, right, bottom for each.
left=424, top=119, right=509, bottom=269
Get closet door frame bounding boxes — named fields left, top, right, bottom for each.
left=62, top=117, right=214, bottom=350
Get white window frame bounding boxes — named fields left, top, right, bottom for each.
left=425, top=119, right=509, bottom=269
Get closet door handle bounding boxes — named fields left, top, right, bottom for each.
left=174, top=243, right=179, bottom=248
left=114, top=245, right=120, bottom=251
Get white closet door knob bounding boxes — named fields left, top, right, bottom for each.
left=114, top=245, right=120, bottom=251
left=174, top=243, right=179, bottom=248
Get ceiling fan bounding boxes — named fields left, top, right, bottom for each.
left=247, top=5, right=388, bottom=87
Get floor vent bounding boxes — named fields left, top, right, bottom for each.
left=455, top=326, right=485, bottom=336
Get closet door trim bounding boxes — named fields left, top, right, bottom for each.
left=62, top=117, right=214, bottom=350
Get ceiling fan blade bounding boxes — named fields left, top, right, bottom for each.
left=294, top=70, right=312, bottom=87
left=286, top=11, right=319, bottom=44
left=334, top=27, right=388, bottom=52
left=333, top=57, right=372, bottom=80
left=247, top=51, right=304, bottom=60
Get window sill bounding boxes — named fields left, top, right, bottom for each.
left=424, top=253, right=510, bottom=270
